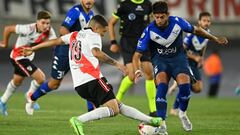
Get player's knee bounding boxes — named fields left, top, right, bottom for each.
left=127, top=73, right=135, bottom=82
left=191, top=82, right=202, bottom=93
left=12, top=80, right=22, bottom=86
left=110, top=106, right=120, bottom=116
left=48, top=80, right=61, bottom=90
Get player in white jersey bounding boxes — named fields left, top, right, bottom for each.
left=21, top=15, right=165, bottom=135
left=0, top=11, right=56, bottom=116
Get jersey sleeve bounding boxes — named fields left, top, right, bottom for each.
left=112, top=2, right=124, bottom=19
left=89, top=34, right=102, bottom=50
left=176, top=17, right=194, bottom=33
left=136, top=27, right=151, bottom=53
left=48, top=27, right=57, bottom=40
left=15, top=24, right=32, bottom=35
left=62, top=6, right=80, bottom=30
left=60, top=33, right=72, bottom=45
left=183, top=33, right=193, bottom=48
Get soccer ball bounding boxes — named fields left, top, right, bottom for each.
left=138, top=123, right=160, bottom=135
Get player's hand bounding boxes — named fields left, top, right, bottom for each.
left=20, top=47, right=33, bottom=56
left=134, top=70, right=143, bottom=84
left=110, top=44, right=120, bottom=53
left=215, top=37, right=228, bottom=45
left=0, top=41, right=7, bottom=48
left=116, top=62, right=127, bottom=76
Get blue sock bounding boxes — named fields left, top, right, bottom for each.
left=177, top=83, right=191, bottom=112
left=31, top=81, right=52, bottom=101
left=156, top=83, right=168, bottom=120
left=87, top=101, right=94, bottom=112
left=173, top=95, right=179, bottom=109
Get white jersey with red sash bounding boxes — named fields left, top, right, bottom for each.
left=10, top=23, right=56, bottom=61
left=61, top=28, right=104, bottom=87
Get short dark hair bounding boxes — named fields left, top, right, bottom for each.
left=90, top=15, right=108, bottom=27
left=152, top=1, right=168, bottom=14
left=199, top=12, right=211, bottom=20
left=37, top=11, right=51, bottom=20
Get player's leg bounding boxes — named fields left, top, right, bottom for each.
left=0, top=74, right=24, bottom=116
left=175, top=73, right=192, bottom=131
left=168, top=80, right=178, bottom=95
left=116, top=37, right=136, bottom=101
left=30, top=53, right=68, bottom=101
left=116, top=62, right=134, bottom=101
left=0, top=59, right=30, bottom=116
left=190, top=65, right=203, bottom=93
left=141, top=61, right=157, bottom=116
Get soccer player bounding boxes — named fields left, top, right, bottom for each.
left=25, top=0, right=95, bottom=115
left=0, top=11, right=56, bottom=116
left=108, top=0, right=157, bottom=116
left=203, top=50, right=223, bottom=97
left=133, top=1, right=228, bottom=133
left=22, top=15, right=164, bottom=135
left=168, top=12, right=219, bottom=115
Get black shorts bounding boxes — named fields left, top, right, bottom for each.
left=120, top=36, right=151, bottom=64
left=10, top=59, right=38, bottom=77
left=75, top=77, right=115, bottom=107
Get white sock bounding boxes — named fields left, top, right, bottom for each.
left=119, top=103, right=152, bottom=123
left=1, top=80, right=18, bottom=103
left=179, top=110, right=186, bottom=117
left=77, top=107, right=114, bottom=123
left=27, top=80, right=40, bottom=93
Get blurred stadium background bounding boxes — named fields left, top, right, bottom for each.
left=0, top=0, right=240, bottom=97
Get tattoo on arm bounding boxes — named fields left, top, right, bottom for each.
left=92, top=48, right=117, bottom=66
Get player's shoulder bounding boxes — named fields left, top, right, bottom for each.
left=169, top=16, right=183, bottom=22
left=68, top=4, right=82, bottom=13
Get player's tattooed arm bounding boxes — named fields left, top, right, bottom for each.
left=92, top=47, right=117, bottom=66
left=92, top=47, right=127, bottom=75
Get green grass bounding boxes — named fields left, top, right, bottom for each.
left=0, top=92, right=240, bottom=135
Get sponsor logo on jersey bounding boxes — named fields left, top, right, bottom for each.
left=157, top=47, right=177, bottom=55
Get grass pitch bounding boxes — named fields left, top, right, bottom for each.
left=0, top=91, right=240, bottom=135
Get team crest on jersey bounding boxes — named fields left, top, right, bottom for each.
left=128, top=13, right=136, bottom=21
left=135, top=5, right=143, bottom=11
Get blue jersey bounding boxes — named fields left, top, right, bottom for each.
left=183, top=30, right=209, bottom=56
left=55, top=4, right=94, bottom=56
left=136, top=16, right=194, bottom=58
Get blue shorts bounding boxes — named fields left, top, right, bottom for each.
left=188, top=59, right=201, bottom=80
left=152, top=53, right=190, bottom=79
left=51, top=45, right=70, bottom=80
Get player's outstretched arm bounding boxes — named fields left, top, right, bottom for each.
left=22, top=38, right=64, bottom=56
left=108, top=16, right=120, bottom=53
left=132, top=52, right=143, bottom=83
left=92, top=47, right=127, bottom=75
left=0, top=25, right=16, bottom=48
left=193, top=26, right=228, bottom=45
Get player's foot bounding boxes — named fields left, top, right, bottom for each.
left=169, top=108, right=178, bottom=116
left=70, top=117, right=84, bottom=135
left=156, top=124, right=168, bottom=135
left=149, top=111, right=157, bottom=117
left=150, top=117, right=162, bottom=127
left=25, top=92, right=35, bottom=115
left=235, top=86, right=240, bottom=95
left=25, top=91, right=40, bottom=110
left=179, top=111, right=192, bottom=131
left=0, top=99, right=8, bottom=116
